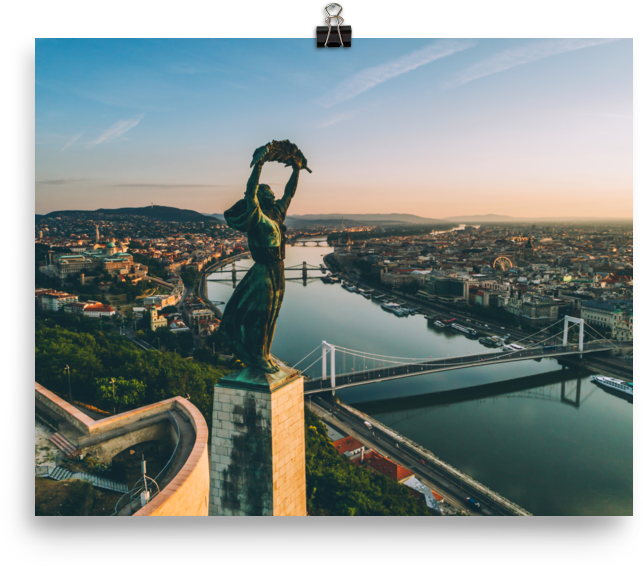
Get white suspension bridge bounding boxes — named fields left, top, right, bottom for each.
left=293, top=316, right=628, bottom=395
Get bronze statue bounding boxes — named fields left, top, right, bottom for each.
left=219, top=141, right=310, bottom=374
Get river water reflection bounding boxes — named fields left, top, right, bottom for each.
left=207, top=245, right=633, bottom=515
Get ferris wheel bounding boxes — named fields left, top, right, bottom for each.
left=493, top=256, right=512, bottom=271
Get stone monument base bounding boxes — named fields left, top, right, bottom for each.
left=209, top=363, right=306, bottom=516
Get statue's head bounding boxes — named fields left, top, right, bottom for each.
left=257, top=184, right=276, bottom=210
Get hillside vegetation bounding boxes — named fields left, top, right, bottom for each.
left=305, top=407, right=431, bottom=516
left=35, top=310, right=429, bottom=515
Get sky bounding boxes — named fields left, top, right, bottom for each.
left=35, top=38, right=633, bottom=219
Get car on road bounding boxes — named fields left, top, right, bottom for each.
left=465, top=497, right=481, bottom=510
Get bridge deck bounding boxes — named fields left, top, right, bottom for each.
left=303, top=343, right=615, bottom=394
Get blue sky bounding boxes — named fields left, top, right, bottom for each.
left=35, top=38, right=632, bottom=218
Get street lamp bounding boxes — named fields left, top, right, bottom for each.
left=64, top=365, right=72, bottom=402
left=110, top=378, right=116, bottom=414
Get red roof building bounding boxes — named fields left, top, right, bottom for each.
left=363, top=452, right=414, bottom=483
left=332, top=436, right=365, bottom=457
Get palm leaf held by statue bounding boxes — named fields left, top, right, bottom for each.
left=251, top=140, right=312, bottom=173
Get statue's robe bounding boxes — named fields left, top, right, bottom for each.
left=218, top=197, right=288, bottom=371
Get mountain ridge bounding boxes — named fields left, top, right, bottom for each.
left=37, top=206, right=217, bottom=223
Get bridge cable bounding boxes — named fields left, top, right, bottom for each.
left=329, top=319, right=568, bottom=364
left=582, top=321, right=620, bottom=349
left=330, top=326, right=574, bottom=375
left=300, top=354, right=324, bottom=375
left=327, top=318, right=568, bottom=362
left=292, top=344, right=322, bottom=369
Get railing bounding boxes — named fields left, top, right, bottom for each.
left=50, top=391, right=113, bottom=416
left=112, top=410, right=182, bottom=516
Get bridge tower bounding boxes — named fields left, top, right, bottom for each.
left=321, top=341, right=336, bottom=391
left=562, top=315, right=585, bottom=352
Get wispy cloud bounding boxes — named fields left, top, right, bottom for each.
left=322, top=40, right=476, bottom=107
left=61, top=132, right=82, bottom=152
left=36, top=178, right=93, bottom=185
left=113, top=183, right=228, bottom=189
left=449, top=39, right=619, bottom=87
left=86, top=115, right=144, bottom=149
left=319, top=113, right=354, bottom=128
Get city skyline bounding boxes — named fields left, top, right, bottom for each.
left=36, top=38, right=633, bottom=218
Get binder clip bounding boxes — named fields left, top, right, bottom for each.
left=317, top=3, right=351, bottom=48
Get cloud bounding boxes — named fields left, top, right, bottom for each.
left=113, top=183, right=229, bottom=189
left=322, top=40, right=476, bottom=107
left=36, top=178, right=93, bottom=185
left=319, top=113, right=354, bottom=128
left=86, top=115, right=144, bottom=149
left=61, top=132, right=82, bottom=152
left=449, top=38, right=620, bottom=87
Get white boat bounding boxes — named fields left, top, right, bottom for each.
left=451, top=323, right=477, bottom=336
left=591, top=375, right=633, bottom=396
left=382, top=302, right=409, bottom=316
left=434, top=320, right=445, bottom=328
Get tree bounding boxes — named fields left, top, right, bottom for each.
left=96, top=377, right=145, bottom=412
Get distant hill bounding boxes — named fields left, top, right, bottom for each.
left=285, top=217, right=404, bottom=228
left=206, top=213, right=226, bottom=222
left=289, top=213, right=444, bottom=225
left=444, top=213, right=632, bottom=223
left=37, top=206, right=216, bottom=223
left=444, top=214, right=517, bottom=223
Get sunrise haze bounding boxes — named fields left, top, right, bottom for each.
left=35, top=38, right=633, bottom=219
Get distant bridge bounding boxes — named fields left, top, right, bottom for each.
left=208, top=261, right=325, bottom=282
left=290, top=237, right=330, bottom=247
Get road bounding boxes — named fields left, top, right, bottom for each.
left=309, top=397, right=527, bottom=516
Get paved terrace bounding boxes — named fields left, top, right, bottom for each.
left=35, top=383, right=209, bottom=516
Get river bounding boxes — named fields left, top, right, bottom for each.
left=207, top=244, right=633, bottom=516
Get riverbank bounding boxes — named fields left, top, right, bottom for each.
left=323, top=253, right=633, bottom=377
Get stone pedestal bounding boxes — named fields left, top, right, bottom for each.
left=209, top=365, right=306, bottom=516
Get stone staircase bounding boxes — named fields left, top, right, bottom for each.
left=37, top=466, right=129, bottom=494
left=48, top=433, right=78, bottom=457
left=47, top=466, right=74, bottom=481
left=69, top=471, right=129, bottom=493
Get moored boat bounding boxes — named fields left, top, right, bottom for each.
left=591, top=375, right=633, bottom=397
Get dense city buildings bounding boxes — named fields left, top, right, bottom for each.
left=331, top=222, right=633, bottom=337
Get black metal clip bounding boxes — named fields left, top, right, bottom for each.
left=317, top=4, right=351, bottom=48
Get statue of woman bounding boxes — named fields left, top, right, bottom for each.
left=218, top=147, right=306, bottom=374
